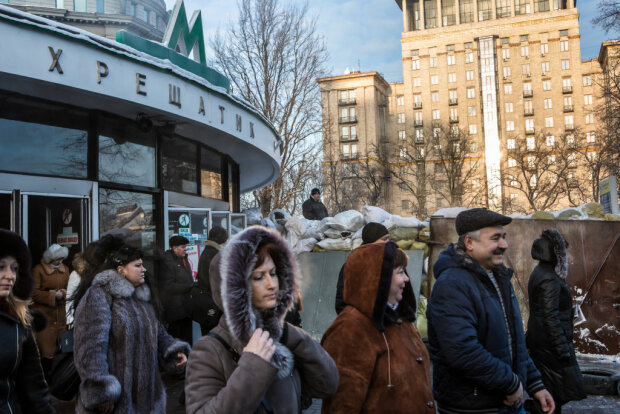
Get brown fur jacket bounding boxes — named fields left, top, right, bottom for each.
left=321, top=241, right=435, bottom=414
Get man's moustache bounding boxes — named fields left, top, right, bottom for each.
left=492, top=249, right=506, bottom=255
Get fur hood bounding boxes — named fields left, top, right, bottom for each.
left=91, top=269, right=151, bottom=302
left=531, top=229, right=569, bottom=279
left=218, top=226, right=299, bottom=379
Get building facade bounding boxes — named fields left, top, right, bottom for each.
left=4, top=0, right=168, bottom=41
left=319, top=1, right=606, bottom=217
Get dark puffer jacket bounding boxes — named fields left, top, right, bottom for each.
left=160, top=250, right=193, bottom=322
left=526, top=229, right=586, bottom=405
left=301, top=198, right=328, bottom=221
left=427, top=244, right=544, bottom=413
left=0, top=305, right=54, bottom=414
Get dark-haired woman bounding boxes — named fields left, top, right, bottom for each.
left=72, top=236, right=190, bottom=413
left=185, top=226, right=339, bottom=414
left=321, top=241, right=434, bottom=413
left=0, top=229, right=54, bottom=414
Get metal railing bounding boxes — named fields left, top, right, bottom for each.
left=339, top=116, right=357, bottom=124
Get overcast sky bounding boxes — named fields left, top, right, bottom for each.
left=165, top=0, right=611, bottom=83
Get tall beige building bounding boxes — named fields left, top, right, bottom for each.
left=319, top=0, right=605, bottom=217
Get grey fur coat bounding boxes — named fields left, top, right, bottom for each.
left=74, top=270, right=190, bottom=413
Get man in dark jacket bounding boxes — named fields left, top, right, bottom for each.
left=194, top=227, right=227, bottom=335
left=334, top=222, right=389, bottom=314
left=161, top=235, right=194, bottom=344
left=427, top=208, right=555, bottom=414
left=526, top=229, right=586, bottom=413
left=302, top=188, right=328, bottom=220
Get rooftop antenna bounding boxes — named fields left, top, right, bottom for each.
left=358, top=58, right=361, bottom=72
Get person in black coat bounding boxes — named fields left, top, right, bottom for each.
left=526, top=229, right=586, bottom=413
left=0, top=229, right=54, bottom=414
left=161, top=235, right=194, bottom=344
left=302, top=188, right=328, bottom=220
left=193, top=227, right=227, bottom=335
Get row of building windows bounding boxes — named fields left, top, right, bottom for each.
left=398, top=93, right=593, bottom=109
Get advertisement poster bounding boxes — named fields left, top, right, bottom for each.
left=186, top=244, right=200, bottom=280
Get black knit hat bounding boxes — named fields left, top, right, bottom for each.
left=455, top=208, right=512, bottom=236
left=169, top=235, right=189, bottom=247
left=0, top=230, right=33, bottom=300
left=361, top=222, right=389, bottom=245
left=310, top=188, right=321, bottom=195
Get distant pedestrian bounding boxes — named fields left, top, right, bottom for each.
left=65, top=252, right=86, bottom=326
left=334, top=222, right=389, bottom=314
left=0, top=229, right=54, bottom=414
left=427, top=208, right=555, bottom=413
left=185, top=226, right=339, bottom=414
left=161, top=235, right=194, bottom=344
left=302, top=188, right=328, bottom=220
left=526, top=229, right=586, bottom=414
left=322, top=241, right=434, bottom=413
left=31, top=243, right=70, bottom=377
left=72, top=236, right=189, bottom=414
left=192, top=226, right=228, bottom=335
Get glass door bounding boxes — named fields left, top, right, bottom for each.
left=0, top=193, right=10, bottom=230
left=27, top=195, right=88, bottom=271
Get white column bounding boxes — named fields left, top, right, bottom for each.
left=492, top=0, right=497, bottom=19
left=474, top=0, right=479, bottom=21
left=420, top=0, right=426, bottom=29
left=456, top=0, right=461, bottom=24
left=437, top=0, right=443, bottom=27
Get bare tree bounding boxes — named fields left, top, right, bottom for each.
left=501, top=132, right=576, bottom=214
left=212, top=0, right=328, bottom=217
left=592, top=1, right=620, bottom=35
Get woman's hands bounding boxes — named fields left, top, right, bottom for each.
left=243, top=328, right=276, bottom=362
left=176, top=352, right=187, bottom=368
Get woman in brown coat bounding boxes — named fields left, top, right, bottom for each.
left=185, top=226, right=339, bottom=414
left=321, top=241, right=435, bottom=414
left=31, top=243, right=70, bottom=370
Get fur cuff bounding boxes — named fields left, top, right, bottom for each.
left=79, top=375, right=121, bottom=409
left=163, top=340, right=191, bottom=374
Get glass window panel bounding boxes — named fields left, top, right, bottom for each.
left=460, top=0, right=474, bottom=23
left=161, top=138, right=198, bottom=194
left=0, top=96, right=88, bottom=178
left=201, top=147, right=222, bottom=200
left=98, top=115, right=156, bottom=187
left=98, top=188, right=156, bottom=254
left=74, top=0, right=87, bottom=12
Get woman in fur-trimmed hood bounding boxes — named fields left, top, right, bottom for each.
left=526, top=229, right=586, bottom=412
left=72, top=236, right=190, bottom=413
left=185, top=226, right=339, bottom=414
left=321, top=240, right=434, bottom=414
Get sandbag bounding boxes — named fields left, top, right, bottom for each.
left=293, top=238, right=318, bottom=254
left=260, top=217, right=277, bottom=229
left=363, top=205, right=391, bottom=224
left=397, top=239, right=414, bottom=250
left=316, top=237, right=352, bottom=250
left=418, top=227, right=430, bottom=241
left=416, top=295, right=428, bottom=338
left=389, top=227, right=419, bottom=241
left=531, top=211, right=555, bottom=220
left=318, top=217, right=346, bottom=233
left=285, top=216, right=322, bottom=240
left=352, top=238, right=363, bottom=249
left=323, top=229, right=352, bottom=239
left=604, top=213, right=620, bottom=221
left=410, top=241, right=429, bottom=258
left=351, top=227, right=363, bottom=240
left=432, top=207, right=468, bottom=218
left=580, top=202, right=605, bottom=219
left=243, top=207, right=263, bottom=225
left=556, top=208, right=582, bottom=220
left=333, top=210, right=365, bottom=232
left=383, top=215, right=422, bottom=229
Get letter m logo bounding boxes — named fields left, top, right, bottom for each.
left=163, top=0, right=206, bottom=65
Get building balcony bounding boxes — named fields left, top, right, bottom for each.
left=523, top=90, right=533, bottom=98
left=340, top=135, right=358, bottom=142
left=564, top=105, right=574, bottom=113
left=563, top=86, right=573, bottom=94
left=525, top=128, right=535, bottom=135
left=338, top=98, right=356, bottom=105
left=339, top=116, right=357, bottom=124
left=449, top=98, right=458, bottom=106
left=524, top=110, right=534, bottom=116
left=565, top=124, right=575, bottom=131
left=449, top=116, right=459, bottom=124
left=415, top=137, right=425, bottom=144
left=414, top=120, right=424, bottom=127
left=414, top=102, right=423, bottom=109
left=340, top=152, right=359, bottom=160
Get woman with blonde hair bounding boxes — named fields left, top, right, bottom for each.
left=0, top=229, right=54, bottom=413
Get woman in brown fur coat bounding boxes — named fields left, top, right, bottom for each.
left=321, top=241, right=435, bottom=414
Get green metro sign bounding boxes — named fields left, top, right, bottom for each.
left=116, top=0, right=229, bottom=91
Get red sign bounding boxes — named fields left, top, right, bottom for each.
left=57, top=234, right=79, bottom=245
